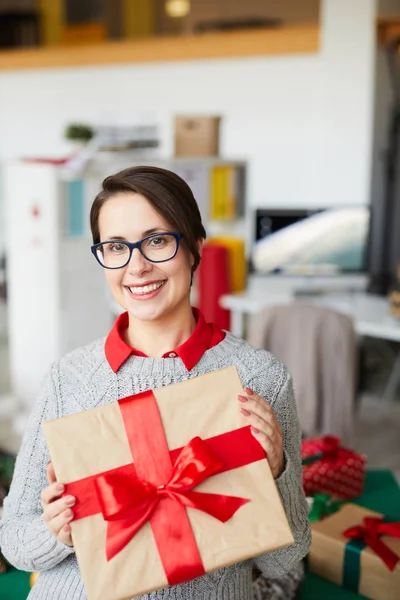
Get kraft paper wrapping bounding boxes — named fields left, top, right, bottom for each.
left=309, top=504, right=400, bottom=600
left=43, top=366, right=294, bottom=600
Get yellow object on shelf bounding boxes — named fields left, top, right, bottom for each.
left=39, top=0, right=63, bottom=46
left=122, top=0, right=155, bottom=39
left=210, top=165, right=237, bottom=220
left=30, top=571, right=40, bottom=587
left=207, top=237, right=246, bottom=293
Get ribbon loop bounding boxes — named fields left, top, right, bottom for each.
left=317, top=435, right=340, bottom=454
left=95, top=469, right=157, bottom=522
left=343, top=516, right=400, bottom=571
left=167, top=436, right=224, bottom=492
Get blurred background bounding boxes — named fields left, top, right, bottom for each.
left=1, top=0, right=400, bottom=595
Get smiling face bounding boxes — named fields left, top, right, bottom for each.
left=98, top=192, right=196, bottom=323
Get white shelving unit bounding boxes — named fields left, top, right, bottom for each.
left=4, top=161, right=112, bottom=413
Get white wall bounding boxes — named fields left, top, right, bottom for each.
left=0, top=0, right=378, bottom=215
left=0, top=58, right=322, bottom=210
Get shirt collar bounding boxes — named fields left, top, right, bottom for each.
left=105, top=308, right=225, bottom=373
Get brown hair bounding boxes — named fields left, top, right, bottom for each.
left=90, top=166, right=207, bottom=276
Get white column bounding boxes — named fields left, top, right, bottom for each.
left=5, top=162, right=61, bottom=409
left=319, top=0, right=378, bottom=206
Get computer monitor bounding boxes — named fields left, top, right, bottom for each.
left=251, top=206, right=370, bottom=276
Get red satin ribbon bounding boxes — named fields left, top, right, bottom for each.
left=65, top=426, right=264, bottom=521
left=63, top=390, right=265, bottom=586
left=343, top=517, right=400, bottom=571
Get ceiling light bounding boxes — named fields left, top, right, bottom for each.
left=165, top=0, right=190, bottom=18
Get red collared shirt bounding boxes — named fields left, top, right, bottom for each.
left=105, top=308, right=226, bottom=373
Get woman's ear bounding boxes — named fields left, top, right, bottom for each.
left=189, top=239, right=204, bottom=268
left=197, top=238, right=204, bottom=259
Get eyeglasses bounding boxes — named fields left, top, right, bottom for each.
left=91, top=232, right=182, bottom=269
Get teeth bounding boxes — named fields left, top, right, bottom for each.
left=128, top=282, right=164, bottom=295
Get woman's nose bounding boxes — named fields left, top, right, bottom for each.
left=126, top=248, right=151, bottom=275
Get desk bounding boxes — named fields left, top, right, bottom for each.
left=221, top=277, right=400, bottom=399
left=220, top=276, right=398, bottom=339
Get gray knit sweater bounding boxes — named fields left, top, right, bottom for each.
left=0, top=332, right=311, bottom=600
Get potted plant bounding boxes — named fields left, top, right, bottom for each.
left=64, top=123, right=94, bottom=152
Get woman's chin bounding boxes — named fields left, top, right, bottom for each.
left=126, top=301, right=166, bottom=323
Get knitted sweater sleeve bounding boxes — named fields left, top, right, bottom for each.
left=0, top=364, right=75, bottom=572
left=248, top=358, right=311, bottom=577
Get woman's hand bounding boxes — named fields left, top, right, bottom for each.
left=238, top=388, right=284, bottom=479
left=41, top=462, right=74, bottom=547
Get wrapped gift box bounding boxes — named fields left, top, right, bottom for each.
left=308, top=503, right=400, bottom=600
left=43, top=366, right=294, bottom=600
left=302, top=436, right=366, bottom=500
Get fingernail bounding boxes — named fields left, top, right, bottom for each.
left=251, top=426, right=260, bottom=434
left=237, top=395, right=248, bottom=403
left=65, top=496, right=75, bottom=506
left=65, top=509, right=73, bottom=518
left=240, top=407, right=251, bottom=416
left=56, top=484, right=64, bottom=492
left=245, top=388, right=254, bottom=395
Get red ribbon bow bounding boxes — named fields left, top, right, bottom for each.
left=316, top=435, right=343, bottom=457
left=343, top=517, right=400, bottom=571
left=95, top=436, right=249, bottom=561
left=317, top=435, right=341, bottom=452
left=313, top=435, right=357, bottom=462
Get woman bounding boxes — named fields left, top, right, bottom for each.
left=0, top=166, right=310, bottom=599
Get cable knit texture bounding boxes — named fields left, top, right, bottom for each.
left=0, top=332, right=311, bottom=600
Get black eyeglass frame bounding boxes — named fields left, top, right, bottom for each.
left=91, top=232, right=183, bottom=269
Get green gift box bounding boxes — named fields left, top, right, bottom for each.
left=307, top=493, right=344, bottom=522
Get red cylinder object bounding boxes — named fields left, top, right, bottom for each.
left=197, top=244, right=231, bottom=330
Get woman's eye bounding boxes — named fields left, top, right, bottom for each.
left=106, top=243, right=125, bottom=252
left=149, top=236, right=165, bottom=246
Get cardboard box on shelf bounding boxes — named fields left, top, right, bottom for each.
left=174, top=115, right=221, bottom=157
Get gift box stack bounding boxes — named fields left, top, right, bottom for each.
left=301, top=436, right=400, bottom=600
left=43, top=366, right=294, bottom=600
